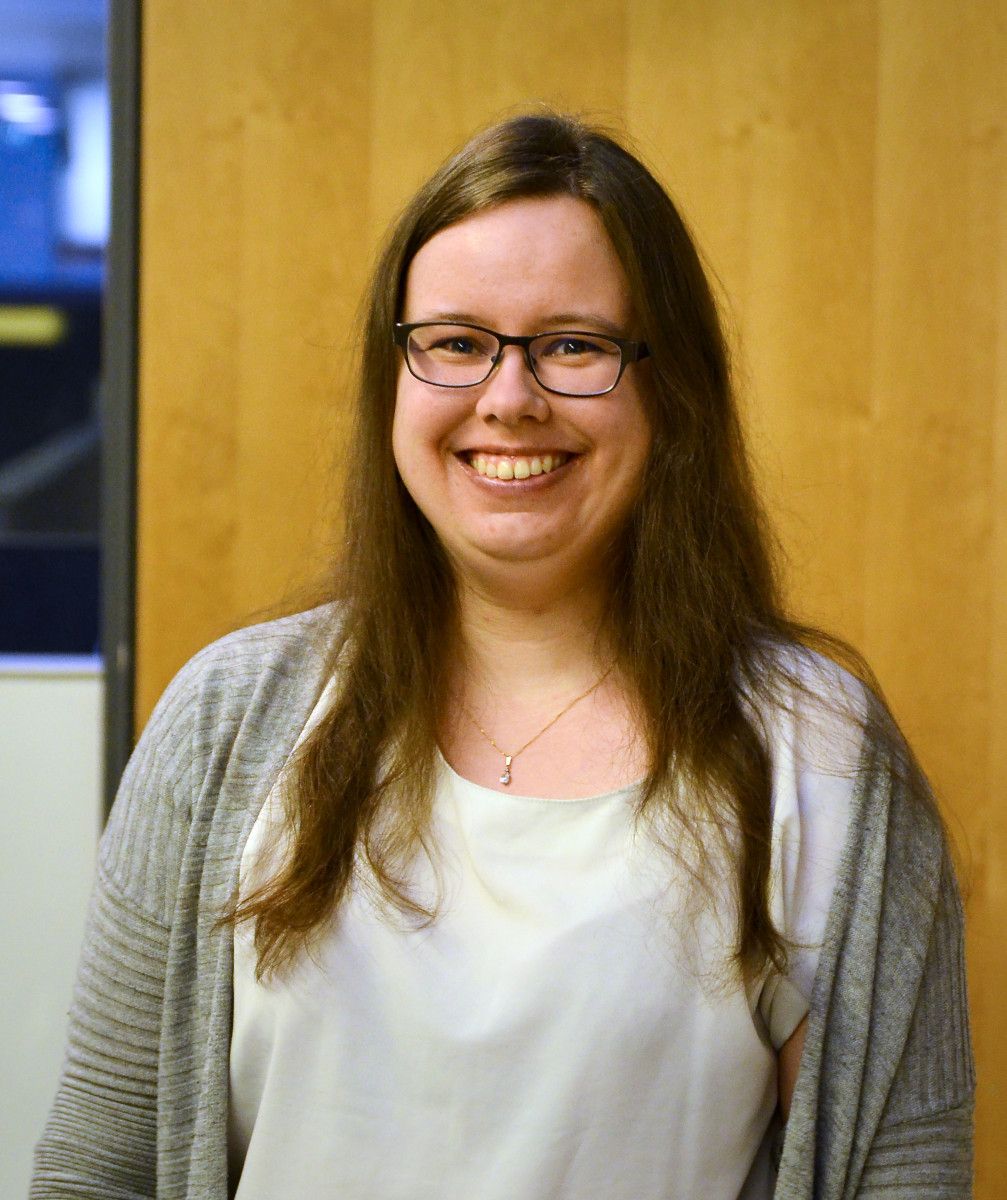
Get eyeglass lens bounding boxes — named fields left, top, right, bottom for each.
left=405, top=324, right=625, bottom=395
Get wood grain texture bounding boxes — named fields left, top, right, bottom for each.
left=136, top=0, right=371, bottom=704
left=137, top=1, right=1005, bottom=1188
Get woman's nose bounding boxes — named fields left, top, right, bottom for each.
left=473, top=344, right=550, bottom=424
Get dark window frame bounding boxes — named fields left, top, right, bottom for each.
left=101, top=0, right=141, bottom=818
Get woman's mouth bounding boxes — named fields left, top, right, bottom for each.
left=465, top=451, right=571, bottom=480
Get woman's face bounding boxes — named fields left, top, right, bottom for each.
left=392, top=195, right=652, bottom=593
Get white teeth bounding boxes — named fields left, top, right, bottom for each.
left=468, top=452, right=568, bottom=479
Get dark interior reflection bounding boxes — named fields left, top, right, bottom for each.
left=0, top=50, right=106, bottom=654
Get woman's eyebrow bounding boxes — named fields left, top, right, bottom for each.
left=407, top=311, right=627, bottom=334
left=536, top=313, right=625, bottom=335
left=409, top=311, right=483, bottom=324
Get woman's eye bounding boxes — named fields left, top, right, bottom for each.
left=541, top=336, right=610, bottom=359
left=431, top=337, right=481, bottom=357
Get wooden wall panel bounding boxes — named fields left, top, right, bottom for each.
left=137, top=1, right=1005, bottom=1189
left=626, top=0, right=879, bottom=643
left=367, top=2, right=630, bottom=243
left=136, top=1, right=372, bottom=714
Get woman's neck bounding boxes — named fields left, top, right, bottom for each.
left=441, top=576, right=647, bottom=798
left=454, top=576, right=610, bottom=699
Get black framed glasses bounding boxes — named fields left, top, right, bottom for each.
left=393, top=321, right=650, bottom=398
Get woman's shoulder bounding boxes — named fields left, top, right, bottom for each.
left=754, top=637, right=951, bottom=905
left=171, top=602, right=339, bottom=696
left=144, top=603, right=341, bottom=739
left=746, top=639, right=871, bottom=783
left=101, top=605, right=341, bottom=890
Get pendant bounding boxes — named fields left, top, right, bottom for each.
left=499, top=754, right=513, bottom=786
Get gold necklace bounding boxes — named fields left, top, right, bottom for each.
left=461, top=667, right=613, bottom=787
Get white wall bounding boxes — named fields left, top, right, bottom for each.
left=0, top=657, right=103, bottom=1197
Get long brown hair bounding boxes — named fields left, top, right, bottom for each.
left=229, top=111, right=926, bottom=981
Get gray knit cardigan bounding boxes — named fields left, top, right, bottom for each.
left=31, top=608, right=975, bottom=1198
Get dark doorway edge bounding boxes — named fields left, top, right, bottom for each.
left=101, top=0, right=141, bottom=819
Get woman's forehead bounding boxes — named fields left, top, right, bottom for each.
left=401, top=196, right=634, bottom=328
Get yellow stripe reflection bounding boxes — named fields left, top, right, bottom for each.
left=0, top=305, right=68, bottom=346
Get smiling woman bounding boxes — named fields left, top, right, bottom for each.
left=392, top=195, right=652, bottom=592
left=31, top=113, right=973, bottom=1200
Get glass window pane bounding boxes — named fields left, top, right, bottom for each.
left=0, top=10, right=108, bottom=656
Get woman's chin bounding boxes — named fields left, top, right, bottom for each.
left=444, top=527, right=609, bottom=596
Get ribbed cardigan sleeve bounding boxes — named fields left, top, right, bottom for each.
left=774, top=732, right=975, bottom=1199
left=29, top=645, right=199, bottom=1198
left=29, top=609, right=335, bottom=1200
left=853, top=851, right=974, bottom=1195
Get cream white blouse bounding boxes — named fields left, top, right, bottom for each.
left=228, top=668, right=859, bottom=1199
